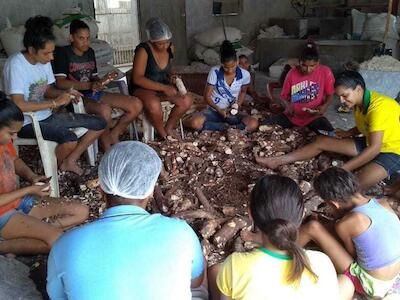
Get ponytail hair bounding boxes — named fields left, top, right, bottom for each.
left=250, top=175, right=318, bottom=284
left=220, top=40, right=237, bottom=63
left=300, top=41, right=319, bottom=62
left=23, top=15, right=55, bottom=51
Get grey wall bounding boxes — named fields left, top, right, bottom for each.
left=0, top=0, right=94, bottom=30
left=138, top=0, right=188, bottom=64
left=185, top=0, right=297, bottom=47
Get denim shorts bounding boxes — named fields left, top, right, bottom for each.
left=202, top=107, right=246, bottom=131
left=354, top=137, right=400, bottom=176
left=18, top=112, right=106, bottom=144
left=82, top=91, right=105, bottom=102
left=0, top=195, right=37, bottom=234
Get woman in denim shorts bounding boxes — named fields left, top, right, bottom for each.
left=256, top=71, right=400, bottom=190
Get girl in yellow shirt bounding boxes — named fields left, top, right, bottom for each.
left=208, top=175, right=339, bottom=300
left=256, top=71, right=400, bottom=190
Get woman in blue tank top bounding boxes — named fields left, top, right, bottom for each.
left=298, top=167, right=400, bottom=299
left=131, top=18, right=192, bottom=140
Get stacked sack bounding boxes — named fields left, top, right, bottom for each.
left=192, top=26, right=253, bottom=65
left=0, top=18, right=25, bottom=56
left=0, top=13, right=113, bottom=67
left=351, top=9, right=399, bottom=57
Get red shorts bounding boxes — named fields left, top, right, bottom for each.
left=344, top=267, right=367, bottom=296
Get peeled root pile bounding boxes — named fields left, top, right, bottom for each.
left=19, top=125, right=390, bottom=266
left=145, top=127, right=348, bottom=264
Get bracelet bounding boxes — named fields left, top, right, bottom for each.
left=51, top=100, right=57, bottom=109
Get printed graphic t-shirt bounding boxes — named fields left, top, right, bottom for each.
left=280, top=65, right=335, bottom=127
left=52, top=46, right=98, bottom=92
left=3, top=52, right=55, bottom=126
left=0, top=142, right=20, bottom=216
left=207, top=66, right=251, bottom=109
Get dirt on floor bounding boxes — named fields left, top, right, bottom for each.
left=16, top=99, right=397, bottom=298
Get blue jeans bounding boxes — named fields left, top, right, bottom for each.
left=18, top=112, right=106, bottom=144
left=202, top=108, right=246, bottom=132
left=354, top=137, right=400, bottom=176
left=0, top=195, right=37, bottom=234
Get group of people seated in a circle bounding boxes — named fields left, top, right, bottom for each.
left=1, top=14, right=400, bottom=299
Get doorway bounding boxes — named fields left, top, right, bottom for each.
left=94, top=0, right=140, bottom=66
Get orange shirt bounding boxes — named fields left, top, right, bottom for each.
left=0, top=142, right=21, bottom=216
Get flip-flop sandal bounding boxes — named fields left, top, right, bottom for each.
left=337, top=105, right=351, bottom=113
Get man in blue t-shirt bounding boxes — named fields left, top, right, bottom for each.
left=52, top=19, right=142, bottom=150
left=47, top=141, right=207, bottom=300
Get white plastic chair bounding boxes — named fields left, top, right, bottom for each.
left=72, top=100, right=98, bottom=166
left=14, top=113, right=60, bottom=197
left=142, top=102, right=185, bottom=142
left=124, top=69, right=184, bottom=142
left=14, top=108, right=96, bottom=197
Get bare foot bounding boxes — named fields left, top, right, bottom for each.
left=384, top=180, right=400, bottom=195
left=254, top=154, right=282, bottom=169
left=60, top=159, right=84, bottom=175
left=166, top=128, right=182, bottom=141
left=240, top=229, right=263, bottom=245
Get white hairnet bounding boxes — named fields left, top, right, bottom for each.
left=145, top=17, right=172, bottom=42
left=99, top=141, right=162, bottom=200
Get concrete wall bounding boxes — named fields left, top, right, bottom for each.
left=185, top=0, right=297, bottom=47
left=0, top=0, right=94, bottom=30
left=138, top=0, right=188, bottom=64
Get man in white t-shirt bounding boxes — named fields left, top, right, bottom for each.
left=186, top=41, right=258, bottom=132
left=3, top=16, right=106, bottom=175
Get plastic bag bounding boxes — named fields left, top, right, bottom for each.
left=361, top=13, right=399, bottom=42
left=0, top=18, right=25, bottom=56
left=194, top=27, right=241, bottom=48
left=351, top=9, right=367, bottom=40
left=203, top=48, right=220, bottom=66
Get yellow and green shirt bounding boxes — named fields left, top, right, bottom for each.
left=216, top=248, right=339, bottom=300
left=354, top=90, right=400, bottom=155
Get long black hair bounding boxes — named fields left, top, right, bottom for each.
left=334, top=70, right=366, bottom=91
left=23, top=15, right=55, bottom=51
left=220, top=40, right=237, bottom=63
left=0, top=92, right=24, bottom=129
left=300, top=41, right=319, bottom=62
left=250, top=175, right=318, bottom=284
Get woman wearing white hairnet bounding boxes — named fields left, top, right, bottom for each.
left=131, top=18, right=192, bottom=140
